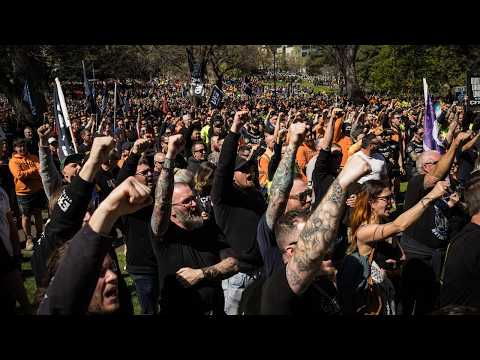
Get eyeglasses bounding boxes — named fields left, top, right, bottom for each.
left=135, top=169, right=153, bottom=177
left=289, top=189, right=312, bottom=203
left=424, top=160, right=439, bottom=166
left=375, top=194, right=394, bottom=202
left=171, top=196, right=196, bottom=207
left=154, top=160, right=164, bottom=165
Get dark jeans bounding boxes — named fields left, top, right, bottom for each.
left=130, top=272, right=159, bottom=315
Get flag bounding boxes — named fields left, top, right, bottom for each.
left=209, top=85, right=224, bottom=109
left=116, top=87, right=129, bottom=117
left=82, top=61, right=97, bottom=115
left=423, top=78, right=445, bottom=154
left=99, top=85, right=109, bottom=117
left=22, top=81, right=37, bottom=116
left=53, top=85, right=74, bottom=162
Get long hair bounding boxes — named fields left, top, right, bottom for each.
left=194, top=161, right=216, bottom=195
left=348, top=180, right=388, bottom=254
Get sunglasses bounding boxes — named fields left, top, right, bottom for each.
left=375, top=194, right=394, bottom=202
left=289, top=189, right=312, bottom=203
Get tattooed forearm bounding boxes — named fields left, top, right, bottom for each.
left=201, top=257, right=239, bottom=280
left=151, top=160, right=175, bottom=239
left=266, top=145, right=298, bottom=229
left=287, top=178, right=346, bottom=294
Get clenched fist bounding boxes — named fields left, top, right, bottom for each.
left=230, top=110, right=249, bottom=134
left=89, top=136, right=115, bottom=165
left=38, top=124, right=52, bottom=147
left=167, top=134, right=185, bottom=159
left=288, top=122, right=307, bottom=148
left=132, top=138, right=151, bottom=155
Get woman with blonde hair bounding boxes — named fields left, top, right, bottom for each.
left=338, top=179, right=448, bottom=315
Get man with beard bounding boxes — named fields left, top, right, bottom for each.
left=115, top=137, right=159, bottom=314
left=151, top=134, right=239, bottom=315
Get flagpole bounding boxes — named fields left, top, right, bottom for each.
left=55, top=77, right=78, bottom=154
left=113, top=82, right=117, bottom=132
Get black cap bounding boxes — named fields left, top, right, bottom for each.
left=234, top=156, right=255, bottom=172
left=122, top=142, right=133, bottom=152
left=61, top=153, right=85, bottom=171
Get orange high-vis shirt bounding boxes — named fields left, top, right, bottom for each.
left=8, top=153, right=42, bottom=195
left=296, top=143, right=316, bottom=182
left=337, top=136, right=353, bottom=167
left=258, top=148, right=273, bottom=188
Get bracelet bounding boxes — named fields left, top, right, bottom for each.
left=163, top=158, right=175, bottom=170
left=420, top=197, right=432, bottom=208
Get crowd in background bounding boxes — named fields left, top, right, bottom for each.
left=1, top=74, right=480, bottom=315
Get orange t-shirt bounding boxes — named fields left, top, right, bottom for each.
left=337, top=136, right=353, bottom=167
left=296, top=143, right=316, bottom=182
left=258, top=148, right=273, bottom=188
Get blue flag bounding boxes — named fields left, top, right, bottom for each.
left=22, top=81, right=37, bottom=116
left=99, top=85, right=109, bottom=117
left=82, top=61, right=97, bottom=115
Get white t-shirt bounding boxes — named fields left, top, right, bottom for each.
left=0, top=186, right=13, bottom=257
left=306, top=154, right=318, bottom=204
left=355, top=151, right=388, bottom=184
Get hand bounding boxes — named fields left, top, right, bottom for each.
left=176, top=267, right=204, bottom=288
left=132, top=138, right=150, bottom=154
left=454, top=131, right=472, bottom=145
left=231, top=110, right=249, bottom=134
left=338, top=153, right=372, bottom=190
left=447, top=192, right=460, bottom=208
left=91, top=177, right=152, bottom=234
left=428, top=180, right=448, bottom=199
left=346, top=194, right=357, bottom=208
left=37, top=124, right=51, bottom=146
left=166, top=134, right=185, bottom=158
left=288, top=122, right=306, bottom=147
left=89, top=136, right=115, bottom=164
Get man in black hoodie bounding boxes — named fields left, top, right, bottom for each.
left=212, top=110, right=267, bottom=314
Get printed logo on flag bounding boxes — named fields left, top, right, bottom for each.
left=209, top=86, right=224, bottom=109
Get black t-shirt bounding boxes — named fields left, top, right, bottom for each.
left=261, top=265, right=340, bottom=315
left=404, top=174, right=449, bottom=249
left=95, top=165, right=119, bottom=203
left=440, top=223, right=480, bottom=308
left=256, top=214, right=283, bottom=278
left=152, top=221, right=229, bottom=315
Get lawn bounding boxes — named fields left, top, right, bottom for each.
left=19, top=246, right=142, bottom=315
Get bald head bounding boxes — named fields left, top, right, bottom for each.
left=416, top=150, right=441, bottom=175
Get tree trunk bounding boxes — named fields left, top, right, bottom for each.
left=332, top=45, right=366, bottom=104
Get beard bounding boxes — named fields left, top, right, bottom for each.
left=175, top=207, right=204, bottom=230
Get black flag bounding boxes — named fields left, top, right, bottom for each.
left=53, top=86, right=74, bottom=162
left=82, top=61, right=97, bottom=115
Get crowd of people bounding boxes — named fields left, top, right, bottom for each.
left=1, top=75, right=480, bottom=315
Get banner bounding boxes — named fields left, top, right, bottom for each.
left=423, top=78, right=445, bottom=154
left=466, top=71, right=480, bottom=113
left=209, top=85, right=224, bottom=108
left=22, top=81, right=37, bottom=116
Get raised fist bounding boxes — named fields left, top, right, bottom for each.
left=132, top=138, right=151, bottom=155
left=89, top=136, right=115, bottom=164
left=37, top=124, right=52, bottom=147
left=167, top=134, right=185, bottom=158
left=428, top=180, right=448, bottom=200
left=289, top=122, right=307, bottom=147
left=98, top=176, right=152, bottom=218
left=338, top=153, right=372, bottom=190
left=231, top=110, right=249, bottom=134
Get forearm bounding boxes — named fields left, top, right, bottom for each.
left=288, top=177, right=347, bottom=294
left=39, top=146, right=62, bottom=200
left=462, top=132, right=480, bottom=152
left=211, top=131, right=238, bottom=204
left=392, top=195, right=434, bottom=232
left=268, top=142, right=283, bottom=181
left=201, top=257, right=239, bottom=281
left=116, top=152, right=141, bottom=185
left=430, top=140, right=460, bottom=180
left=322, top=118, right=334, bottom=150
left=151, top=159, right=175, bottom=238
left=266, top=144, right=298, bottom=229
left=79, top=159, right=101, bottom=183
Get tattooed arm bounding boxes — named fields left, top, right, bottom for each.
left=175, top=257, right=240, bottom=287
left=265, top=122, right=307, bottom=230
left=286, top=154, right=371, bottom=294
left=151, top=134, right=185, bottom=240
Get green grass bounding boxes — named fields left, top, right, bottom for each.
left=19, top=245, right=142, bottom=315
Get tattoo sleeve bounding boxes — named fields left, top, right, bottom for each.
left=265, top=145, right=298, bottom=230
left=287, top=178, right=346, bottom=294
left=150, top=160, right=175, bottom=240
left=201, top=257, right=239, bottom=281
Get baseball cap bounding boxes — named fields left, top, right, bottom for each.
left=61, top=153, right=85, bottom=171
left=234, top=156, right=255, bottom=172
